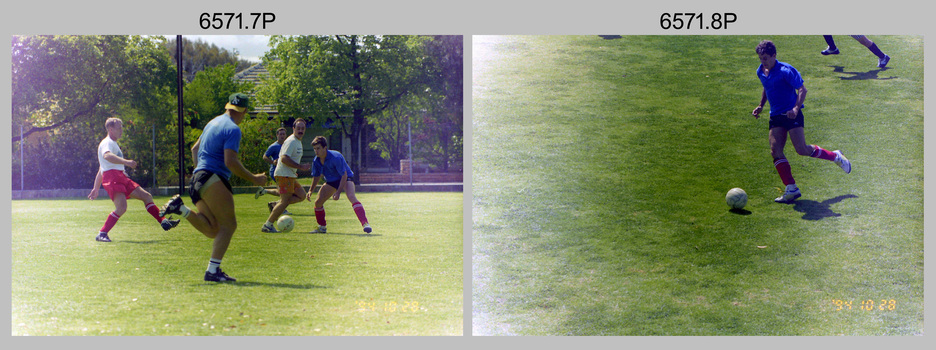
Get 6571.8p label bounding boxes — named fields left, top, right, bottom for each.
left=660, top=13, right=737, bottom=30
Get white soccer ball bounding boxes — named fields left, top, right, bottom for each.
left=276, top=215, right=295, bottom=233
left=726, top=187, right=747, bottom=209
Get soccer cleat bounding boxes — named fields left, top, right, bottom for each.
left=204, top=268, right=236, bottom=282
left=160, top=195, right=184, bottom=217
left=161, top=218, right=181, bottom=231
left=878, top=54, right=890, bottom=68
left=96, top=232, right=112, bottom=242
left=310, top=225, right=327, bottom=234
left=833, top=150, right=851, bottom=174
left=363, top=223, right=372, bottom=233
left=774, top=185, right=802, bottom=204
left=255, top=187, right=266, bottom=199
left=821, top=47, right=840, bottom=55
left=261, top=222, right=279, bottom=233
left=284, top=209, right=292, bottom=215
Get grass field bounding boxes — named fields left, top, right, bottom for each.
left=471, top=35, right=923, bottom=335
left=12, top=191, right=463, bottom=335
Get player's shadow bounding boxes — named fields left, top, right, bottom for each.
left=307, top=231, right=381, bottom=237
left=729, top=208, right=752, bottom=215
left=198, top=281, right=327, bottom=289
left=829, top=66, right=896, bottom=81
left=599, top=35, right=622, bottom=40
left=791, top=194, right=858, bottom=220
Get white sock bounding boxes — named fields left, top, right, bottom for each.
left=207, top=258, right=221, bottom=273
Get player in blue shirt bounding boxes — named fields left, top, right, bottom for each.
left=305, top=136, right=372, bottom=234
left=160, top=93, right=267, bottom=282
left=752, top=40, right=851, bottom=204
left=254, top=127, right=292, bottom=214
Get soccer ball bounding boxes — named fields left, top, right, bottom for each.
left=276, top=215, right=295, bottom=233
left=726, top=188, right=747, bottom=209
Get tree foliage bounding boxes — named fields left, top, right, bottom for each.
left=11, top=35, right=178, bottom=190
left=164, top=37, right=255, bottom=82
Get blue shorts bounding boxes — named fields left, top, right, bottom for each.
left=769, top=109, right=805, bottom=130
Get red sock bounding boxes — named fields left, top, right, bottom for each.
left=351, top=202, right=369, bottom=225
left=145, top=202, right=164, bottom=222
left=809, top=145, right=837, bottom=161
left=315, top=207, right=326, bottom=226
left=774, top=158, right=796, bottom=186
left=100, top=212, right=120, bottom=233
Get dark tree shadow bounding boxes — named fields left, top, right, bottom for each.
left=829, top=66, right=896, bottom=80
left=791, top=194, right=858, bottom=220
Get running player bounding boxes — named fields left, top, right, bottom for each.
left=821, top=35, right=890, bottom=68
left=261, top=119, right=311, bottom=233
left=305, top=136, right=372, bottom=234
left=88, top=117, right=179, bottom=242
left=752, top=40, right=852, bottom=203
left=160, top=93, right=267, bottom=282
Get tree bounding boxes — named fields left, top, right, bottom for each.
left=164, top=37, right=255, bottom=82
left=11, top=35, right=177, bottom=189
left=183, top=64, right=255, bottom=129
left=259, top=35, right=429, bottom=183
left=417, top=35, right=463, bottom=172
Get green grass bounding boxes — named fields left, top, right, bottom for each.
left=12, top=192, right=463, bottom=335
left=471, top=35, right=923, bottom=335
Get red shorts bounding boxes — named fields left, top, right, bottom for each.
left=102, top=170, right=140, bottom=201
left=276, top=176, right=302, bottom=196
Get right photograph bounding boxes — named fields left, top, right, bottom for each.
left=471, top=35, right=923, bottom=335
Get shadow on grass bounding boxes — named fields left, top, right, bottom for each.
left=306, top=232, right=381, bottom=237
left=198, top=281, right=327, bottom=289
left=791, top=194, right=858, bottom=220
left=830, top=66, right=896, bottom=80
left=599, top=35, right=623, bottom=40
left=729, top=208, right=752, bottom=215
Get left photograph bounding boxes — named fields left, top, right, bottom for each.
left=11, top=35, right=464, bottom=336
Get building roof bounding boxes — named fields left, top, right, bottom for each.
left=234, top=62, right=278, bottom=116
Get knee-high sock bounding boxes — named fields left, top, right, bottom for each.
left=314, top=207, right=326, bottom=226
left=145, top=202, right=164, bottom=222
left=351, top=202, right=369, bottom=225
left=101, top=211, right=120, bottom=233
left=774, top=158, right=796, bottom=186
left=809, top=145, right=837, bottom=161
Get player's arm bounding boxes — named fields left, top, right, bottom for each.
left=307, top=175, right=322, bottom=201
left=753, top=89, right=767, bottom=118
left=103, top=151, right=137, bottom=169
left=332, top=172, right=348, bottom=200
left=793, top=84, right=807, bottom=112
left=88, top=168, right=103, bottom=200
left=279, top=154, right=311, bottom=171
left=191, top=138, right=201, bottom=168
left=225, top=148, right=266, bottom=185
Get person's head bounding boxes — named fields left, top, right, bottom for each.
left=292, top=118, right=307, bottom=139
left=756, top=40, right=777, bottom=68
left=276, top=127, right=287, bottom=143
left=311, top=135, right=328, bottom=158
left=225, top=92, right=250, bottom=122
left=105, top=117, right=123, bottom=140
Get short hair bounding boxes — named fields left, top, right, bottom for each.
left=293, top=118, right=306, bottom=127
left=276, top=127, right=287, bottom=135
left=312, top=136, right=328, bottom=148
left=105, top=117, right=122, bottom=130
left=756, top=40, right=776, bottom=56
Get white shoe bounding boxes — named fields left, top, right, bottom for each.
left=310, top=225, right=327, bottom=234
left=775, top=185, right=802, bottom=204
left=833, top=150, right=851, bottom=174
left=255, top=187, right=266, bottom=199
left=261, top=222, right=279, bottom=233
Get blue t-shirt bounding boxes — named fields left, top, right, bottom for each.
left=756, top=60, right=804, bottom=116
left=194, top=114, right=241, bottom=180
left=312, top=150, right=354, bottom=183
left=264, top=142, right=282, bottom=177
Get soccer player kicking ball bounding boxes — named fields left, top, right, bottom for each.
left=752, top=40, right=852, bottom=204
left=255, top=127, right=292, bottom=214
left=305, top=136, right=372, bottom=234
left=261, top=119, right=311, bottom=233
left=88, top=117, right=179, bottom=242
left=160, top=93, right=267, bottom=282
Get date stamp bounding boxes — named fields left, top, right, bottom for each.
left=199, top=13, right=276, bottom=30
left=660, top=13, right=737, bottom=30
left=832, top=299, right=897, bottom=311
left=356, top=300, right=421, bottom=313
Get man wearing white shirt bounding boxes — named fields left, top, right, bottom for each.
left=261, top=118, right=311, bottom=233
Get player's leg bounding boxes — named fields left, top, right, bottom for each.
left=311, top=184, right=338, bottom=233
left=770, top=127, right=800, bottom=203
left=344, top=182, right=371, bottom=233
left=129, top=186, right=180, bottom=230
left=788, top=127, right=851, bottom=174
left=200, top=182, right=238, bottom=282
left=263, top=177, right=297, bottom=232
left=97, top=192, right=127, bottom=242
left=821, top=35, right=839, bottom=55
left=852, top=35, right=889, bottom=67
